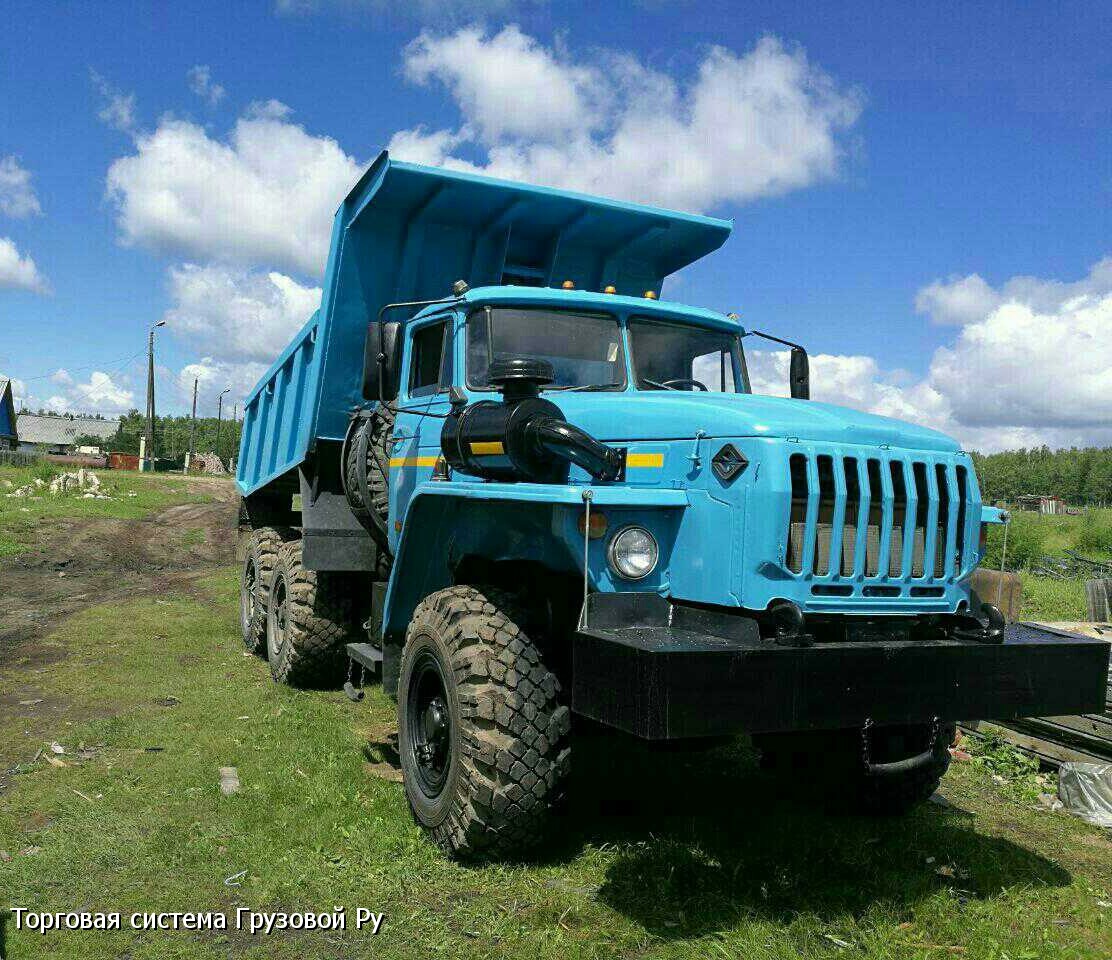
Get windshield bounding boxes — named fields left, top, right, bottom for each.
left=467, top=308, right=626, bottom=390
left=629, top=318, right=749, bottom=393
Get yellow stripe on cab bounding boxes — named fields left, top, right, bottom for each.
left=389, top=456, right=440, bottom=468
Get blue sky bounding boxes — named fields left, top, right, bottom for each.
left=0, top=0, right=1109, bottom=449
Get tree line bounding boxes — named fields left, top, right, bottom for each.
left=81, top=410, right=244, bottom=464
left=970, top=446, right=1112, bottom=506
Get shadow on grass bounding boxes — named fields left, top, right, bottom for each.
left=529, top=735, right=1070, bottom=939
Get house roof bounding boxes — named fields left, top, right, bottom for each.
left=0, top=378, right=16, bottom=440
left=16, top=413, right=121, bottom=445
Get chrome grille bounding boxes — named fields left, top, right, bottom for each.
left=785, top=451, right=971, bottom=582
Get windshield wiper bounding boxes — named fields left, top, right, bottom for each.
left=547, top=381, right=623, bottom=393
left=638, top=377, right=680, bottom=391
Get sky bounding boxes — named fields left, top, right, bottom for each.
left=0, top=0, right=1109, bottom=451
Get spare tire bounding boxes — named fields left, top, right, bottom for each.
left=343, top=404, right=394, bottom=552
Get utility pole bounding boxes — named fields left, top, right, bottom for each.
left=216, top=387, right=230, bottom=469
left=186, top=377, right=198, bottom=473
left=142, top=320, right=166, bottom=471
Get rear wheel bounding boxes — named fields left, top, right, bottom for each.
left=266, top=539, right=360, bottom=686
left=397, top=585, right=571, bottom=859
left=240, top=526, right=292, bottom=655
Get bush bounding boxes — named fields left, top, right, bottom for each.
left=981, top=513, right=1047, bottom=570
left=32, top=461, right=58, bottom=484
left=1075, top=512, right=1112, bottom=556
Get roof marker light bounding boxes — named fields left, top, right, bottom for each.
left=603, top=285, right=617, bottom=294
left=561, top=280, right=575, bottom=289
left=643, top=290, right=657, bottom=300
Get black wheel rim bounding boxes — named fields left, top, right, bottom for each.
left=406, top=651, right=452, bottom=797
left=241, top=557, right=257, bottom=634
left=269, top=574, right=288, bottom=661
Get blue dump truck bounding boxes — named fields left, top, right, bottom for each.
left=236, top=151, right=1109, bottom=858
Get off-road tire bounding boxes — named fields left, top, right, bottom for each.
left=266, top=539, right=359, bottom=686
left=344, top=405, right=394, bottom=548
left=398, top=585, right=571, bottom=859
left=240, top=526, right=293, bottom=655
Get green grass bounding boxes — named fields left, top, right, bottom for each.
left=1019, top=574, right=1090, bottom=622
left=2, top=573, right=1111, bottom=958
left=979, top=509, right=1112, bottom=622
left=0, top=465, right=214, bottom=556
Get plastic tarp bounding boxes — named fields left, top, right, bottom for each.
left=1057, top=762, right=1112, bottom=828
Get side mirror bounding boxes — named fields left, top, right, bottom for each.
left=362, top=320, right=402, bottom=402
left=789, top=347, right=810, bottom=400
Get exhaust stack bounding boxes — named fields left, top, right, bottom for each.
left=440, top=358, right=625, bottom=483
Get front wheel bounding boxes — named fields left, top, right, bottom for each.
left=397, top=585, right=571, bottom=859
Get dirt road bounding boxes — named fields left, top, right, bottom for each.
left=0, top=479, right=239, bottom=669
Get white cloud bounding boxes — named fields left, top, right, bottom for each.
left=245, top=98, right=293, bottom=120
left=164, top=263, right=321, bottom=364
left=105, top=110, right=362, bottom=277
left=25, top=371, right=136, bottom=415
left=186, top=65, right=225, bottom=106
left=390, top=29, right=862, bottom=212
left=748, top=257, right=1112, bottom=452
left=915, top=274, right=999, bottom=326
left=0, top=236, right=48, bottom=293
left=179, top=357, right=268, bottom=414
left=403, top=26, right=601, bottom=142
left=0, top=156, right=42, bottom=218
left=91, top=70, right=138, bottom=134
left=915, top=259, right=1112, bottom=326
left=72, top=371, right=135, bottom=412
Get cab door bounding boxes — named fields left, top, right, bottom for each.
left=388, top=313, right=455, bottom=554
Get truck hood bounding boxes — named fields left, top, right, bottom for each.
left=553, top=392, right=962, bottom=453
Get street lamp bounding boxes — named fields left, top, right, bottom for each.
left=216, top=387, right=231, bottom=469
left=142, top=320, right=167, bottom=472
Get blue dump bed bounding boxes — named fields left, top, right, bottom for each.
left=235, top=152, right=731, bottom=496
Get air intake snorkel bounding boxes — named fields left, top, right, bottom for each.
left=441, top=358, right=626, bottom=483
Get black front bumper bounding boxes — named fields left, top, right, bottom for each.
left=572, top=594, right=1110, bottom=740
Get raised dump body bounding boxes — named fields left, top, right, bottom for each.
left=236, top=151, right=731, bottom=497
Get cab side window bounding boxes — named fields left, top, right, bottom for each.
left=409, top=321, right=453, bottom=398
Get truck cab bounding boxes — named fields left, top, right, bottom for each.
left=385, top=285, right=986, bottom=627
left=234, top=153, right=1109, bottom=860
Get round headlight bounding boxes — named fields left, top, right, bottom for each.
left=607, top=525, right=659, bottom=580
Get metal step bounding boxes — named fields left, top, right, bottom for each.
left=346, top=642, right=384, bottom=670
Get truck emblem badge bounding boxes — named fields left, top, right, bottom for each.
left=712, top=443, right=748, bottom=483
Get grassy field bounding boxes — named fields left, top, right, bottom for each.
left=0, top=463, right=216, bottom=558
left=982, top=508, right=1112, bottom=622
left=3, top=571, right=1111, bottom=959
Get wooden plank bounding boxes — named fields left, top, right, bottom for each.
left=1040, top=713, right=1112, bottom=740
left=1085, top=579, right=1112, bottom=622
left=965, top=721, right=1108, bottom=767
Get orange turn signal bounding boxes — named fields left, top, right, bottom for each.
left=643, top=290, right=657, bottom=300
left=561, top=279, right=575, bottom=289
left=577, top=511, right=608, bottom=540
left=603, top=284, right=617, bottom=294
